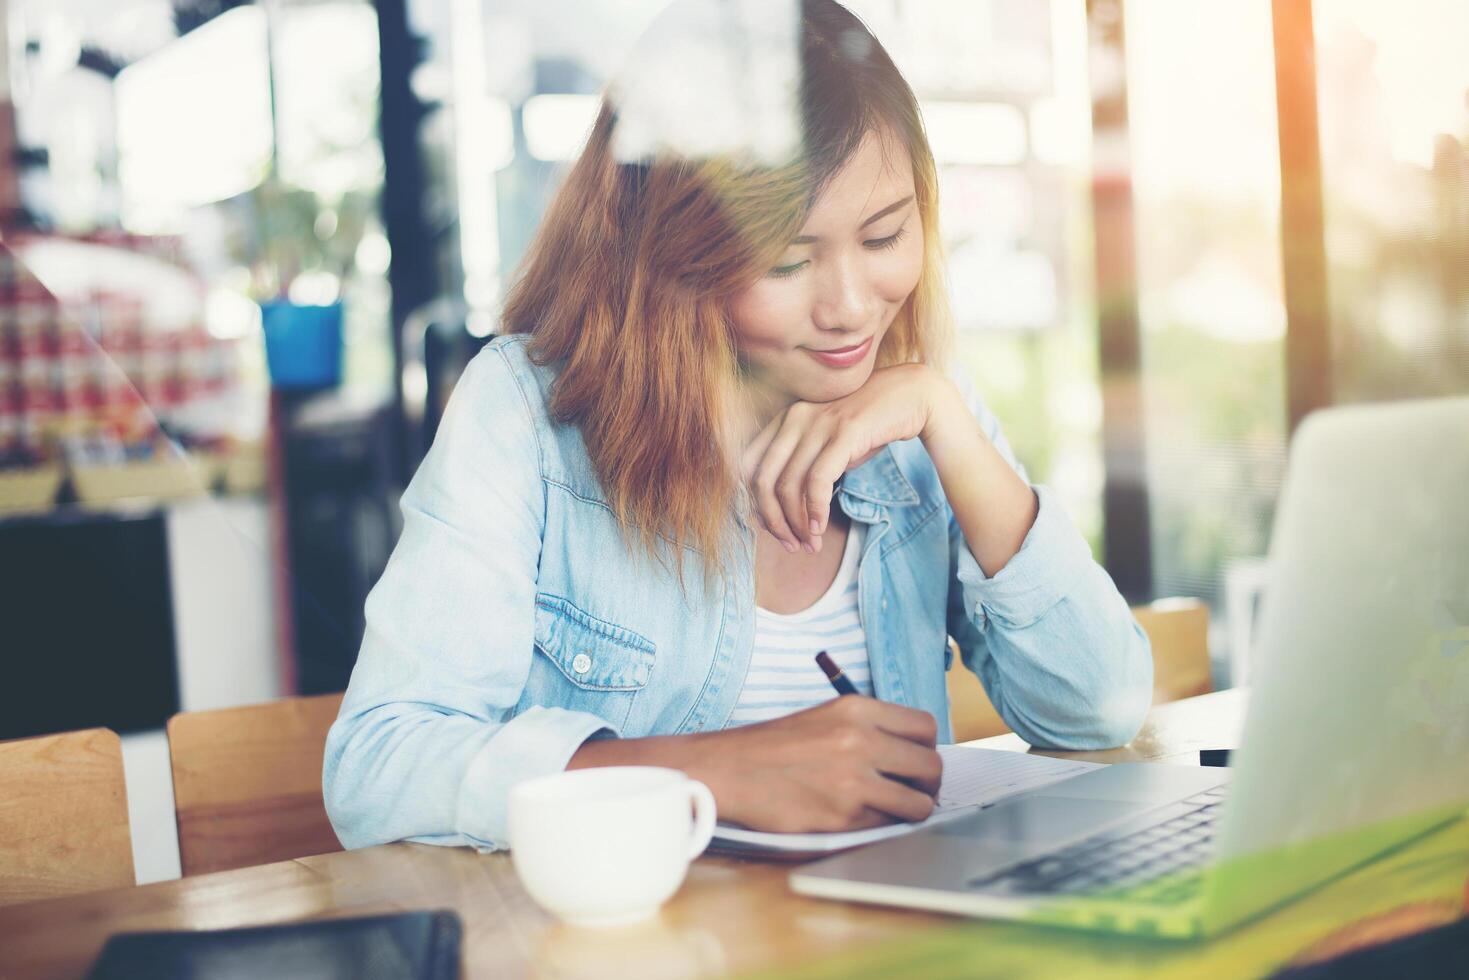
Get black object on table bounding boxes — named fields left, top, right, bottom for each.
left=86, top=910, right=461, bottom=980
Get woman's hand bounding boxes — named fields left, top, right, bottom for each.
left=569, top=697, right=943, bottom=832
left=694, top=696, right=943, bottom=832
left=741, top=363, right=960, bottom=553
left=568, top=696, right=944, bottom=833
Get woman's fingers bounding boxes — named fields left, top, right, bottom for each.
left=739, top=413, right=782, bottom=484
left=803, top=431, right=861, bottom=538
left=775, top=419, right=838, bottom=551
left=861, top=770, right=940, bottom=824
left=741, top=414, right=782, bottom=545
left=870, top=734, right=944, bottom=798
left=855, top=698, right=940, bottom=748
left=751, top=410, right=807, bottom=551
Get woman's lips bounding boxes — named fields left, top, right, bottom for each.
left=803, top=335, right=873, bottom=368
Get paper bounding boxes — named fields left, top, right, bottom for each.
left=712, top=746, right=1105, bottom=854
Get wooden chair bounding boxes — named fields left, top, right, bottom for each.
left=167, top=692, right=345, bottom=876
left=1132, top=597, right=1214, bottom=703
left=948, top=597, right=1214, bottom=743
left=0, top=728, right=134, bottom=906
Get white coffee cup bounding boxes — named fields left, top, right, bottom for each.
left=507, top=766, right=717, bottom=928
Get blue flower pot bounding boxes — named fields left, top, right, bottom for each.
left=261, top=300, right=343, bottom=390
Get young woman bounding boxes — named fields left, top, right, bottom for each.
left=324, top=0, right=1151, bottom=851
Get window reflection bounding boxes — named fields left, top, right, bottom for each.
left=1314, top=0, right=1469, bottom=402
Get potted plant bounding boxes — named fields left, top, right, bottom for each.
left=228, top=179, right=375, bottom=390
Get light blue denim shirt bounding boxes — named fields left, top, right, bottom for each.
left=323, top=334, right=1152, bottom=851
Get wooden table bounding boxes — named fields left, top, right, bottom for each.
left=0, top=690, right=1250, bottom=979
left=978, top=686, right=1248, bottom=765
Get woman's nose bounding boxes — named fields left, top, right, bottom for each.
left=811, top=251, right=874, bottom=332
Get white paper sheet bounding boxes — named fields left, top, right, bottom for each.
left=711, top=746, right=1104, bottom=854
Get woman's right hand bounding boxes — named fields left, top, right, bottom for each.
left=568, top=696, right=944, bottom=834
left=701, top=696, right=943, bottom=833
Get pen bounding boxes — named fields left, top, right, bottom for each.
left=816, top=649, right=860, bottom=697
left=816, top=649, right=937, bottom=802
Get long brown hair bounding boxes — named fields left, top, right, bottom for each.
left=502, top=0, right=952, bottom=584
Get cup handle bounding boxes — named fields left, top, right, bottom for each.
left=685, top=779, right=717, bottom=861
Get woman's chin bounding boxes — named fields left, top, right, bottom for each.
left=797, top=366, right=873, bottom=403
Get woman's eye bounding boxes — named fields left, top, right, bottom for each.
left=864, top=227, right=906, bottom=252
left=767, top=260, right=809, bottom=279
left=767, top=224, right=907, bottom=277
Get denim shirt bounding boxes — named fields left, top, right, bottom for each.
left=323, top=334, right=1152, bottom=851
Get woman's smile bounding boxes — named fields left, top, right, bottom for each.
left=802, top=335, right=873, bottom=369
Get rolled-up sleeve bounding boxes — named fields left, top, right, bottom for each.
left=945, top=378, right=1152, bottom=750
left=322, top=344, right=615, bottom=852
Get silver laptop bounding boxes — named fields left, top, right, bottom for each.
left=790, top=396, right=1469, bottom=939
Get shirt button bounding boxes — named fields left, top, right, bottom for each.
left=881, top=598, right=888, bottom=611
left=572, top=653, right=592, bottom=675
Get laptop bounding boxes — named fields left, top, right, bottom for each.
left=790, top=396, right=1469, bottom=939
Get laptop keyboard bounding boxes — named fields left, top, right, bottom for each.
left=967, top=785, right=1228, bottom=902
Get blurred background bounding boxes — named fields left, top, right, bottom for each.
left=0, top=0, right=1465, bottom=880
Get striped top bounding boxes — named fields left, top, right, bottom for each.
left=725, top=521, right=873, bottom=728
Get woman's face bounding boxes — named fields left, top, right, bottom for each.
left=728, top=129, right=924, bottom=408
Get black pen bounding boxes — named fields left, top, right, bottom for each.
left=816, top=649, right=860, bottom=696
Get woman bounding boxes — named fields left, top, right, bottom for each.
left=324, top=0, right=1151, bottom=851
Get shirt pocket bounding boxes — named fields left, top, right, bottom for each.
left=533, top=593, right=656, bottom=691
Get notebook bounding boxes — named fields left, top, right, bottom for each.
left=711, top=746, right=1104, bottom=856
left=86, top=910, right=461, bottom=980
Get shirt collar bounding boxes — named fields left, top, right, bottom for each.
left=836, top=445, right=921, bottom=513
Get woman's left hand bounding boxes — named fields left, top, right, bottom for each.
left=741, top=363, right=959, bottom=553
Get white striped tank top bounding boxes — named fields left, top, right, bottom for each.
left=725, top=521, right=873, bottom=728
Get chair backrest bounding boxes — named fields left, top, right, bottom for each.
left=947, top=598, right=1213, bottom=743
left=0, top=727, right=134, bottom=906
left=168, top=692, right=345, bottom=876
left=1132, top=597, right=1213, bottom=703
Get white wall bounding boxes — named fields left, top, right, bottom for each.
left=166, top=496, right=282, bottom=711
